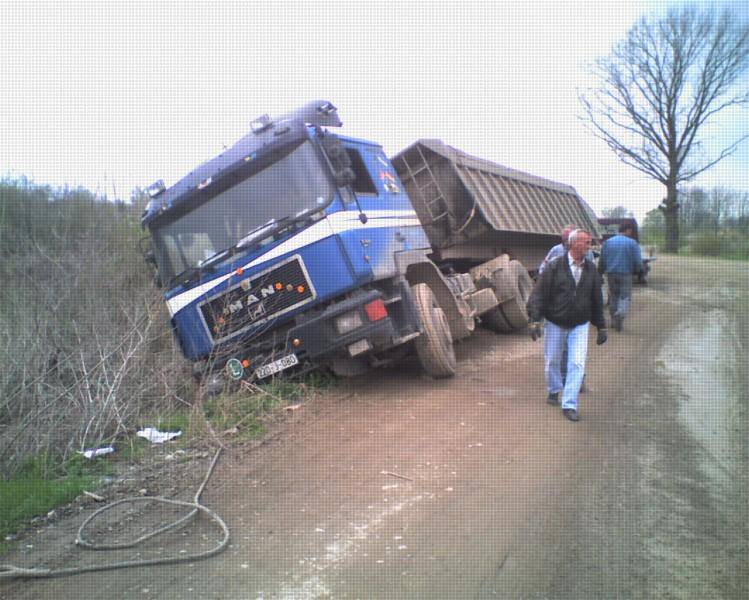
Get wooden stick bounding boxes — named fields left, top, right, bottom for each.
left=381, top=470, right=414, bottom=482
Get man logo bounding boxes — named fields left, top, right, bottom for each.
left=222, top=283, right=277, bottom=317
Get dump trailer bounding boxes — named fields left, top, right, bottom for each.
left=140, top=101, right=600, bottom=385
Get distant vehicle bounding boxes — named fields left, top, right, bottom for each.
left=597, top=217, right=655, bottom=284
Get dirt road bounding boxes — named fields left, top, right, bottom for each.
left=3, top=255, right=749, bottom=599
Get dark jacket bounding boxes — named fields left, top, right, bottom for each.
left=527, top=253, right=606, bottom=330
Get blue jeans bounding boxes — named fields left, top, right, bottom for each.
left=607, top=273, right=632, bottom=320
left=544, top=320, right=589, bottom=411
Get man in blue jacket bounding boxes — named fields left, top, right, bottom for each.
left=598, top=223, right=643, bottom=332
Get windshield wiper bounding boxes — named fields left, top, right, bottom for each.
left=232, top=208, right=318, bottom=253
left=236, top=217, right=290, bottom=251
left=167, top=209, right=319, bottom=289
left=168, top=263, right=217, bottom=289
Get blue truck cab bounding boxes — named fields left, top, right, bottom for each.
left=142, top=101, right=451, bottom=383
left=142, top=101, right=601, bottom=385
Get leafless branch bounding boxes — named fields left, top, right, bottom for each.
left=579, top=4, right=749, bottom=249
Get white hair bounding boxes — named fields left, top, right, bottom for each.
left=568, top=229, right=590, bottom=244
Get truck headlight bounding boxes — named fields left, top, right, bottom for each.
left=335, top=310, right=363, bottom=334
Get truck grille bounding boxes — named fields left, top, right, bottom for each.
left=200, top=256, right=314, bottom=342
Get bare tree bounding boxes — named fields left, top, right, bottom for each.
left=579, top=4, right=749, bottom=252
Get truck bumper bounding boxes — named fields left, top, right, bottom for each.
left=289, top=290, right=397, bottom=360
left=207, top=289, right=407, bottom=381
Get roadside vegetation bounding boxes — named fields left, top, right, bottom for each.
left=0, top=453, right=109, bottom=550
left=579, top=4, right=749, bottom=253
left=641, top=186, right=749, bottom=260
left=0, top=178, right=334, bottom=545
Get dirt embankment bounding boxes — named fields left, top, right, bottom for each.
left=2, top=255, right=748, bottom=599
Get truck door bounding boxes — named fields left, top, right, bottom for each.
left=331, top=143, right=424, bottom=281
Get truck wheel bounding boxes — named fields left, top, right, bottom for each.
left=488, top=260, right=533, bottom=332
left=411, top=283, right=457, bottom=378
left=481, top=304, right=512, bottom=333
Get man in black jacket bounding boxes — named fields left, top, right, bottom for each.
left=527, top=230, right=607, bottom=422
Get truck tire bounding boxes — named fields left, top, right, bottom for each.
left=486, top=260, right=533, bottom=332
left=481, top=303, right=512, bottom=333
left=411, top=283, right=457, bottom=378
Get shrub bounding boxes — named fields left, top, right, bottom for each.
left=690, top=232, right=723, bottom=256
left=719, top=230, right=749, bottom=259
left=0, top=180, right=186, bottom=478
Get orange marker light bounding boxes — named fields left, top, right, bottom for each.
left=292, top=338, right=301, bottom=347
left=297, top=285, right=305, bottom=293
left=236, top=267, right=244, bottom=276
left=275, top=282, right=283, bottom=290
left=241, top=359, right=250, bottom=368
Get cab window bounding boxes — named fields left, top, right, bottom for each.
left=345, top=148, right=377, bottom=194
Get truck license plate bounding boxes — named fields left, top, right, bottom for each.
left=254, top=353, right=299, bottom=379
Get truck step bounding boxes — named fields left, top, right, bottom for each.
left=391, top=331, right=420, bottom=345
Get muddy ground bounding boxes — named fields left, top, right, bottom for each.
left=2, top=255, right=748, bottom=599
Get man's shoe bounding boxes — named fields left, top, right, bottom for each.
left=563, top=408, right=580, bottom=422
left=547, top=392, right=560, bottom=406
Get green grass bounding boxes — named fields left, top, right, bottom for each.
left=154, top=412, right=191, bottom=433
left=119, top=436, right=154, bottom=462
left=0, top=453, right=111, bottom=552
left=0, top=372, right=339, bottom=552
left=0, top=476, right=93, bottom=543
left=197, top=373, right=339, bottom=438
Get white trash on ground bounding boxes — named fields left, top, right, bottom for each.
left=136, top=428, right=182, bottom=444
left=79, top=446, right=115, bottom=459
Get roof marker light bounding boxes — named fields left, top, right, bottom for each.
left=146, top=180, right=166, bottom=198
left=251, top=114, right=272, bottom=134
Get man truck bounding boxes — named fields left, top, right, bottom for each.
left=141, top=101, right=600, bottom=385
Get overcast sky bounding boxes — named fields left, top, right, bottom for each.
left=1, top=0, right=747, bottom=223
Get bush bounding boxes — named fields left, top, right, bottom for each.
left=690, top=232, right=723, bottom=256
left=688, top=231, right=749, bottom=259
left=718, top=230, right=749, bottom=259
left=0, top=180, right=186, bottom=478
left=0, top=178, right=335, bottom=480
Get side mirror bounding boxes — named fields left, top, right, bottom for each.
left=321, top=134, right=355, bottom=187
left=138, top=236, right=156, bottom=264
left=138, top=236, right=161, bottom=287
left=144, top=249, right=157, bottom=267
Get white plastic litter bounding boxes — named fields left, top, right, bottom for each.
left=79, top=447, right=115, bottom=459
left=136, top=428, right=182, bottom=444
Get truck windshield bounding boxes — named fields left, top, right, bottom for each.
left=151, top=141, right=333, bottom=286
